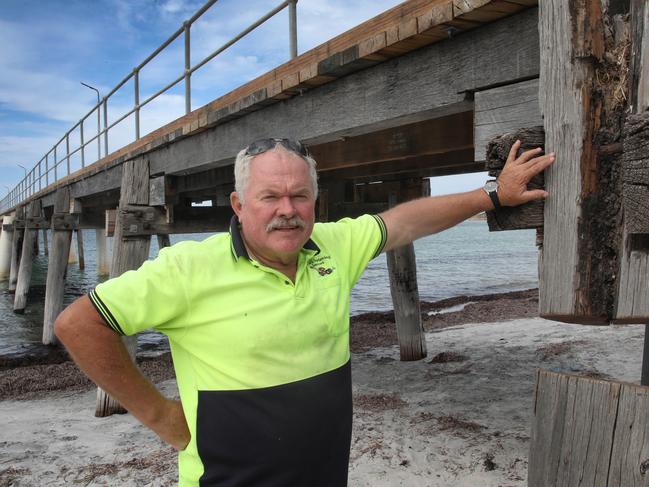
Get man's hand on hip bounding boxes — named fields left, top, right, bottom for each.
left=151, top=399, right=191, bottom=451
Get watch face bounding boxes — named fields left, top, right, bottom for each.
left=484, top=180, right=498, bottom=192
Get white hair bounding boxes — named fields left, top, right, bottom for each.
left=233, top=145, right=318, bottom=203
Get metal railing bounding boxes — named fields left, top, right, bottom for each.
left=1, top=0, right=298, bottom=213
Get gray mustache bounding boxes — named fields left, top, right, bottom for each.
left=266, top=217, right=306, bottom=232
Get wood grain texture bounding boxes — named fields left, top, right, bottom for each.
left=538, top=0, right=586, bottom=320
left=614, top=2, right=649, bottom=323
left=608, top=385, right=649, bottom=486
left=537, top=0, right=625, bottom=324
left=621, top=114, right=649, bottom=233
left=42, top=189, right=72, bottom=345
left=529, top=369, right=649, bottom=487
left=474, top=78, right=542, bottom=161
left=96, top=157, right=152, bottom=418
left=629, top=0, right=649, bottom=112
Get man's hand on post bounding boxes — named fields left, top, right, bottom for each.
left=496, top=140, right=555, bottom=207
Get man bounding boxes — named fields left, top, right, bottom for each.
left=55, top=137, right=554, bottom=486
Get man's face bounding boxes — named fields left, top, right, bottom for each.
left=231, top=148, right=316, bottom=266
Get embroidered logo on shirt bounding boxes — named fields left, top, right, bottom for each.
left=308, top=255, right=335, bottom=276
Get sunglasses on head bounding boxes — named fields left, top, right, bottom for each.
left=244, top=138, right=309, bottom=157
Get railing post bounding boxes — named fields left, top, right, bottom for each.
left=53, top=145, right=58, bottom=182
left=184, top=21, right=191, bottom=115
left=103, top=97, right=108, bottom=157
left=134, top=68, right=141, bottom=140
left=289, top=0, right=298, bottom=59
left=80, top=122, right=85, bottom=168
left=65, top=133, right=71, bottom=175
left=97, top=105, right=101, bottom=161
left=45, top=153, right=49, bottom=187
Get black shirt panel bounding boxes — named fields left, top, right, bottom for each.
left=197, top=360, right=352, bottom=487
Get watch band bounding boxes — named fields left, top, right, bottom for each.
left=487, top=189, right=501, bottom=210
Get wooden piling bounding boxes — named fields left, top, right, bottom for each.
left=96, top=156, right=152, bottom=417
left=14, top=200, right=42, bottom=313
left=76, top=230, right=85, bottom=270
left=33, top=229, right=39, bottom=256
left=95, top=229, right=109, bottom=276
left=0, top=214, right=14, bottom=279
left=529, top=369, right=649, bottom=487
left=42, top=189, right=74, bottom=345
left=386, top=180, right=427, bottom=362
left=42, top=229, right=48, bottom=256
left=538, top=0, right=641, bottom=324
left=68, top=237, right=78, bottom=264
left=8, top=206, right=25, bottom=292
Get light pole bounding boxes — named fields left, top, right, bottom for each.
left=80, top=82, right=101, bottom=161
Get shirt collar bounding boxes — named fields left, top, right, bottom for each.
left=229, top=215, right=320, bottom=260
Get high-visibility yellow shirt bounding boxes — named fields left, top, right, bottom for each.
left=89, top=213, right=387, bottom=486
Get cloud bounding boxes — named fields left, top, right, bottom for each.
left=0, top=67, right=99, bottom=123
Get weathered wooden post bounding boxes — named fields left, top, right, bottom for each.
left=33, top=229, right=39, bottom=256
left=68, top=237, right=78, bottom=264
left=387, top=178, right=428, bottom=361
left=76, top=230, right=85, bottom=270
left=42, top=229, right=48, bottom=256
left=528, top=2, right=649, bottom=484
left=96, top=156, right=152, bottom=417
left=42, top=188, right=74, bottom=345
left=615, top=0, right=649, bottom=385
left=0, top=214, right=14, bottom=279
left=14, top=200, right=43, bottom=313
left=95, top=229, right=109, bottom=276
left=529, top=370, right=649, bottom=487
left=8, top=206, right=25, bottom=292
left=538, top=0, right=632, bottom=324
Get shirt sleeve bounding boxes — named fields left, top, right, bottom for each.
left=88, top=245, right=190, bottom=336
left=313, top=214, right=387, bottom=288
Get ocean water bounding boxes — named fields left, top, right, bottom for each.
left=0, top=221, right=538, bottom=356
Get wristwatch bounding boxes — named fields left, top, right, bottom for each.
left=483, top=180, right=501, bottom=210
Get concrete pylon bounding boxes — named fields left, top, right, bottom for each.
left=0, top=214, right=14, bottom=279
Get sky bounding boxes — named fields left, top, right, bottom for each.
left=0, top=0, right=486, bottom=201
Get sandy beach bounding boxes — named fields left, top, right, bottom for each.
left=1, top=289, right=645, bottom=486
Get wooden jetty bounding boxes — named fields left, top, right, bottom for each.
left=1, top=0, right=649, bottom=482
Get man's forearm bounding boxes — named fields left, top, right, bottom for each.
left=380, top=188, right=492, bottom=251
left=54, top=296, right=188, bottom=448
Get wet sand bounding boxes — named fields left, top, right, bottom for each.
left=1, top=289, right=645, bottom=486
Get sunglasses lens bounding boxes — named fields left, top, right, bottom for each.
left=245, top=138, right=308, bottom=157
